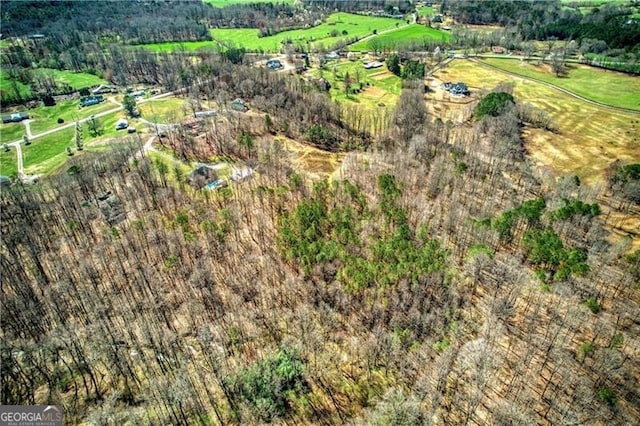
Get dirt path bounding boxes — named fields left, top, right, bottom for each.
left=467, top=57, right=640, bottom=113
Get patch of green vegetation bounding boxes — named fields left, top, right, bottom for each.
left=209, top=13, right=403, bottom=52
left=139, top=97, right=189, bottom=123
left=550, top=199, right=600, bottom=221
left=583, top=297, right=601, bottom=314
left=490, top=197, right=546, bottom=240
left=0, top=122, right=27, bottom=144
left=417, top=5, right=434, bottom=17
left=480, top=58, right=640, bottom=111
left=474, top=91, right=515, bottom=119
left=135, top=39, right=221, bottom=53
left=28, top=100, right=115, bottom=135
left=23, top=126, right=75, bottom=175
left=578, top=341, right=595, bottom=361
left=38, top=69, right=107, bottom=89
left=349, top=24, right=450, bottom=51
left=0, top=71, right=33, bottom=100
left=597, top=387, right=617, bottom=407
left=0, top=147, right=18, bottom=177
left=278, top=175, right=449, bottom=292
left=310, top=60, right=401, bottom=108
left=523, top=228, right=589, bottom=283
left=225, top=347, right=308, bottom=422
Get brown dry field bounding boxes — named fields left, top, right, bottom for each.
left=272, top=135, right=344, bottom=180
left=431, top=59, right=640, bottom=248
left=431, top=59, right=639, bottom=185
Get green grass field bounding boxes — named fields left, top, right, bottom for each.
left=480, top=58, right=640, bottom=111
left=0, top=122, right=27, bottom=144
left=203, top=0, right=294, bottom=6
left=0, top=147, right=18, bottom=176
left=139, top=98, right=189, bottom=123
left=0, top=70, right=33, bottom=100
left=28, top=100, right=117, bottom=135
left=349, top=24, right=450, bottom=51
left=134, top=39, right=221, bottom=53
left=37, top=69, right=107, bottom=89
left=417, top=5, right=434, bottom=17
left=209, top=13, right=403, bottom=52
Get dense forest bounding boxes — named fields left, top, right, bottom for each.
left=445, top=0, right=639, bottom=50
left=2, top=61, right=640, bottom=422
left=1, top=2, right=640, bottom=422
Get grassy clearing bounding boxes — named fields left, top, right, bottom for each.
left=28, top=100, right=116, bottom=135
left=310, top=59, right=401, bottom=106
left=203, top=0, right=294, bottom=6
left=433, top=59, right=640, bottom=185
left=0, top=122, right=27, bottom=144
left=0, top=71, right=33, bottom=99
left=417, top=5, right=434, bottom=17
left=0, top=148, right=18, bottom=176
left=349, top=24, right=450, bottom=51
left=38, top=69, right=107, bottom=89
left=135, top=39, right=221, bottom=53
left=139, top=97, right=189, bottom=123
left=210, top=13, right=403, bottom=52
left=480, top=58, right=640, bottom=111
left=22, top=110, right=134, bottom=176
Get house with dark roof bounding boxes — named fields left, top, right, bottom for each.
left=188, top=164, right=218, bottom=189
left=266, top=59, right=282, bottom=70
left=450, top=82, right=470, bottom=96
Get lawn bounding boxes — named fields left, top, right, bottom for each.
left=203, top=0, right=294, bottom=6
left=432, top=59, right=640, bottom=185
left=135, top=40, right=221, bottom=53
left=349, top=24, right=450, bottom=51
left=417, top=5, right=434, bottom=17
left=0, top=147, right=18, bottom=176
left=37, top=69, right=107, bottom=89
left=0, top=68, right=105, bottom=103
left=479, top=58, right=640, bottom=111
left=138, top=98, right=189, bottom=124
left=209, top=12, right=404, bottom=52
left=0, top=122, right=27, bottom=144
left=28, top=99, right=117, bottom=135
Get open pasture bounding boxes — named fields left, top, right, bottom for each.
left=432, top=59, right=640, bottom=185
left=210, top=13, right=403, bottom=52
left=480, top=58, right=640, bottom=111
left=349, top=24, right=450, bottom=51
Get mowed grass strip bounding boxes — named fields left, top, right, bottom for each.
left=0, top=147, right=19, bottom=176
left=349, top=24, right=450, bottom=51
left=480, top=58, right=640, bottom=111
left=0, top=122, right=27, bottom=144
left=210, top=12, right=403, bottom=52
left=135, top=39, right=221, bottom=53
left=433, top=59, right=640, bottom=184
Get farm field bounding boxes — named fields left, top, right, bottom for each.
left=210, top=13, right=403, bottom=52
left=432, top=59, right=640, bottom=185
left=479, top=58, right=640, bottom=111
left=349, top=24, right=450, bottom=51
left=0, top=69, right=106, bottom=100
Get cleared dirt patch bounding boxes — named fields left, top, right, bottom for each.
left=273, top=135, right=343, bottom=180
